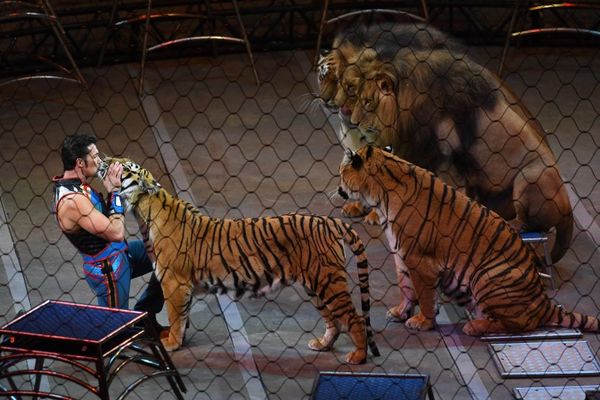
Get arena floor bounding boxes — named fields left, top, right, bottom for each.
left=0, top=45, right=599, bottom=399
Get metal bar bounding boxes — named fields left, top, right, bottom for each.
left=498, top=0, right=520, bottom=76
left=314, top=0, right=329, bottom=66
left=231, top=0, right=259, bottom=85
left=147, top=35, right=245, bottom=52
left=97, top=0, right=120, bottom=67
left=138, top=0, right=152, bottom=97
left=511, top=27, right=600, bottom=38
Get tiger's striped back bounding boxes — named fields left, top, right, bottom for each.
left=111, top=157, right=379, bottom=363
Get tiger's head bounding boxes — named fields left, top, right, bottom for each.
left=317, top=51, right=339, bottom=110
left=338, top=145, right=388, bottom=208
left=100, top=157, right=162, bottom=211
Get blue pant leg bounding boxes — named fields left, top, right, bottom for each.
left=84, top=259, right=130, bottom=309
left=127, top=239, right=164, bottom=314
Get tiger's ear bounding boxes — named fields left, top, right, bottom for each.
left=350, top=151, right=363, bottom=170
left=140, top=174, right=161, bottom=195
left=139, top=168, right=162, bottom=194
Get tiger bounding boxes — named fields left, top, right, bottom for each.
left=319, top=22, right=574, bottom=263
left=105, top=157, right=380, bottom=364
left=338, top=146, right=598, bottom=335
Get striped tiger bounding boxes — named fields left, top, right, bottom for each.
left=338, top=146, right=599, bottom=335
left=106, top=157, right=379, bottom=364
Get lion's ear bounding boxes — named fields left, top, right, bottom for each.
left=377, top=73, right=395, bottom=95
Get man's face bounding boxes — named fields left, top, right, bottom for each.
left=80, top=144, right=102, bottom=178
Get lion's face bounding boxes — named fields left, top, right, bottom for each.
left=317, top=39, right=366, bottom=113
left=346, top=65, right=399, bottom=153
left=335, top=62, right=363, bottom=117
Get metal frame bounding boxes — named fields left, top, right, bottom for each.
left=0, top=300, right=186, bottom=400
left=310, top=371, right=435, bottom=400
left=519, top=231, right=555, bottom=290
left=314, top=1, right=429, bottom=65
left=514, top=385, right=600, bottom=400
left=499, top=0, right=600, bottom=76
left=489, top=340, right=600, bottom=379
left=97, top=0, right=259, bottom=97
left=1, top=2, right=598, bottom=80
left=480, top=327, right=581, bottom=342
left=0, top=0, right=97, bottom=108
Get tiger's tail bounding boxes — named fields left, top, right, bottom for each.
left=340, top=222, right=380, bottom=357
left=549, top=303, right=600, bottom=332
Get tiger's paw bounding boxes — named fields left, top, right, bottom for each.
left=342, top=201, right=365, bottom=218
left=463, top=319, right=505, bottom=336
left=386, top=304, right=414, bottom=322
left=345, top=349, right=367, bottom=365
left=308, top=338, right=332, bottom=352
left=161, top=336, right=182, bottom=352
left=161, top=328, right=184, bottom=351
left=308, top=328, right=339, bottom=352
left=405, top=314, right=434, bottom=331
left=363, top=209, right=380, bottom=225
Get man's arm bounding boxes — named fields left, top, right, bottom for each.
left=56, top=193, right=125, bottom=242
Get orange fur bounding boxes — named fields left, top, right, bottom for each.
left=339, top=146, right=597, bottom=335
left=318, top=24, right=573, bottom=262
left=108, top=157, right=380, bottom=364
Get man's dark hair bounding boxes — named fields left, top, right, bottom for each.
left=61, top=134, right=97, bottom=170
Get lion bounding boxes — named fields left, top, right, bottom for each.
left=319, top=23, right=573, bottom=262
left=317, top=21, right=464, bottom=113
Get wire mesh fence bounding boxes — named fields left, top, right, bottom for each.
left=0, top=4, right=599, bottom=400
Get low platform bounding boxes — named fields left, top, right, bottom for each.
left=0, top=300, right=186, bottom=399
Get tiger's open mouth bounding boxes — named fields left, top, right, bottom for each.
left=96, top=160, right=109, bottom=180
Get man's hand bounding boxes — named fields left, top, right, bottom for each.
left=103, top=162, right=123, bottom=193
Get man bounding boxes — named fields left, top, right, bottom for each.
left=53, top=133, right=165, bottom=330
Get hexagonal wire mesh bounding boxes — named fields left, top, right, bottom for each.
left=0, top=3, right=599, bottom=400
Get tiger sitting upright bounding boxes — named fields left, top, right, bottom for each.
left=104, top=157, right=379, bottom=364
left=338, top=146, right=599, bottom=335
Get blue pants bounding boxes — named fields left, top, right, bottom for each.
left=83, top=240, right=164, bottom=314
